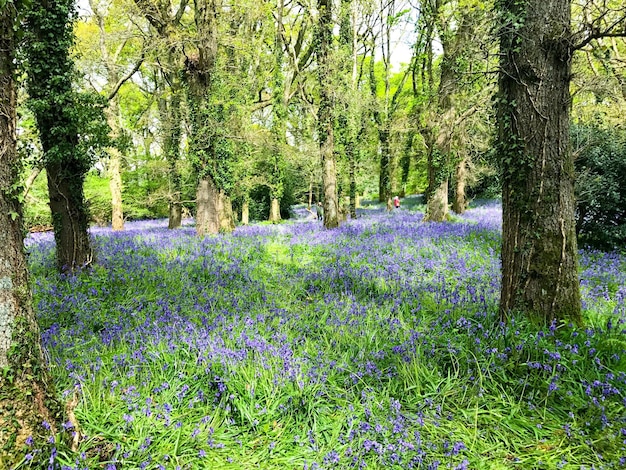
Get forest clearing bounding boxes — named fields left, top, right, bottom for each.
left=21, top=201, right=626, bottom=469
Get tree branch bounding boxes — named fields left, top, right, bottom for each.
left=107, top=52, right=145, bottom=101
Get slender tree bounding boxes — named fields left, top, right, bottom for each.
left=24, top=0, right=103, bottom=272
left=268, top=0, right=287, bottom=223
left=0, top=2, right=60, bottom=465
left=133, top=0, right=188, bottom=229
left=423, top=2, right=479, bottom=222
left=88, top=0, right=144, bottom=231
left=317, top=0, right=340, bottom=228
left=367, top=0, right=411, bottom=208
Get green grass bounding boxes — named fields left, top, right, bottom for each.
left=21, top=210, right=626, bottom=469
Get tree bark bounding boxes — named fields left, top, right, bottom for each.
left=453, top=157, right=467, bottom=214
left=132, top=0, right=186, bottom=229
left=0, top=7, right=60, bottom=463
left=424, top=11, right=476, bottom=222
left=379, top=128, right=392, bottom=204
left=497, top=0, right=581, bottom=323
left=108, top=145, right=124, bottom=230
left=241, top=199, right=249, bottom=225
left=349, top=152, right=357, bottom=218
left=400, top=132, right=414, bottom=198
left=218, top=190, right=235, bottom=232
left=196, top=176, right=220, bottom=236
left=92, top=0, right=128, bottom=231
left=186, top=0, right=223, bottom=236
left=104, top=96, right=124, bottom=231
left=317, top=0, right=340, bottom=229
left=46, top=162, right=94, bottom=270
left=161, top=92, right=183, bottom=229
left=269, top=197, right=281, bottom=223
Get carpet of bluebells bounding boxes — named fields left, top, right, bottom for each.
left=21, top=199, right=626, bottom=469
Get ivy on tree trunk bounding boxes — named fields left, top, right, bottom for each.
left=0, top=4, right=60, bottom=465
left=497, top=0, right=582, bottom=324
left=24, top=0, right=96, bottom=272
left=317, top=0, right=340, bottom=229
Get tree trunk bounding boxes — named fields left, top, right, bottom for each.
left=241, top=199, right=249, bottom=225
left=162, top=92, right=183, bottom=229
left=349, top=153, right=357, bottom=218
left=196, top=176, right=220, bottom=236
left=1, top=8, right=60, bottom=463
left=104, top=85, right=124, bottom=231
left=168, top=201, right=182, bottom=229
left=219, top=190, right=235, bottom=232
left=317, top=0, right=340, bottom=229
left=426, top=175, right=448, bottom=221
left=424, top=12, right=477, bottom=223
left=109, top=147, right=124, bottom=230
left=453, top=157, right=467, bottom=214
left=378, top=129, right=391, bottom=204
left=400, top=132, right=414, bottom=197
left=497, top=0, right=581, bottom=323
left=26, top=0, right=94, bottom=272
left=424, top=146, right=449, bottom=222
left=46, top=161, right=93, bottom=270
left=269, top=197, right=281, bottom=223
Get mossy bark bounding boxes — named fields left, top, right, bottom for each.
left=453, top=157, right=467, bottom=214
left=400, top=132, right=414, bottom=198
left=497, top=0, right=582, bottom=323
left=25, top=0, right=94, bottom=272
left=161, top=92, right=183, bottom=230
left=0, top=7, right=60, bottom=464
left=185, top=0, right=221, bottom=236
left=317, top=0, right=340, bottom=229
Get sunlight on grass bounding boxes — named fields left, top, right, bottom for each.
left=23, top=203, right=626, bottom=469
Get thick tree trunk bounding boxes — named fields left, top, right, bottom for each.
left=269, top=197, right=281, bottom=223
left=426, top=176, right=448, bottom=222
left=318, top=0, right=340, bottom=229
left=424, top=13, right=477, bottom=222
left=497, top=0, right=581, bottom=323
left=424, top=146, right=450, bottom=222
left=196, top=176, right=220, bottom=236
left=46, top=161, right=94, bottom=271
left=0, top=9, right=59, bottom=464
left=241, top=199, right=249, bottom=225
left=453, top=157, right=467, bottom=214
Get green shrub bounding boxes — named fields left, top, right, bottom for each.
left=84, top=172, right=112, bottom=225
left=572, top=124, right=626, bottom=250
